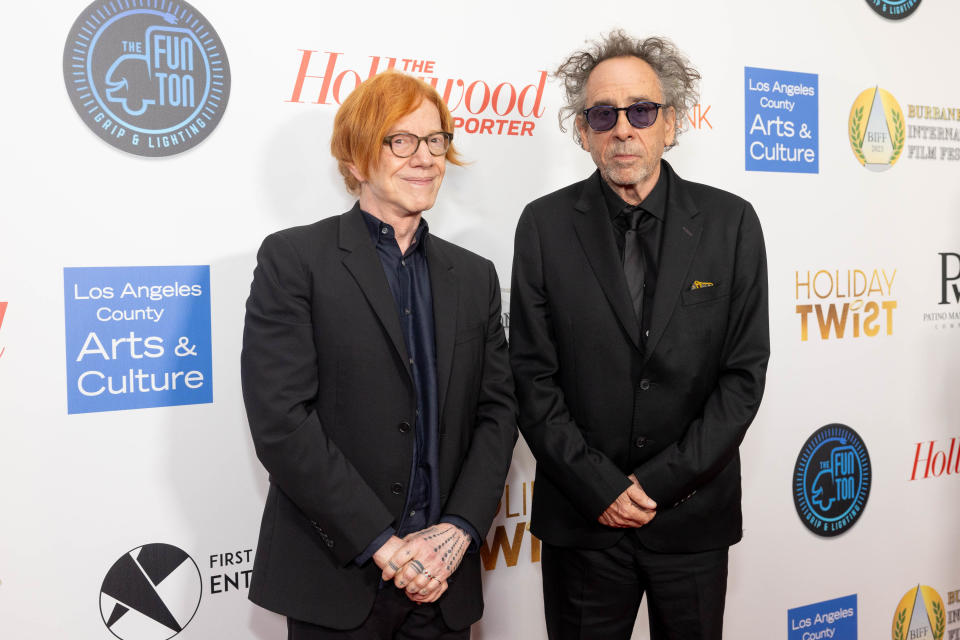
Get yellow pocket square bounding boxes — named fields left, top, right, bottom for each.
left=690, top=280, right=715, bottom=290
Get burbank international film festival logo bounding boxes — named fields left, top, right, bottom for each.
left=63, top=0, right=230, bottom=157
left=850, top=85, right=960, bottom=169
left=890, top=584, right=960, bottom=640
left=100, top=543, right=201, bottom=640
left=793, top=424, right=871, bottom=537
left=866, top=0, right=922, bottom=20
left=849, top=86, right=905, bottom=171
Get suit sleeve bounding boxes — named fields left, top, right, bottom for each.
left=241, top=231, right=394, bottom=566
left=510, top=207, right=632, bottom=521
left=441, top=260, right=518, bottom=540
left=632, top=203, right=769, bottom=507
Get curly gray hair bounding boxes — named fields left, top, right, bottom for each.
left=555, top=30, right=701, bottom=148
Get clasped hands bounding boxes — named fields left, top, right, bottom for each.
left=598, top=473, right=657, bottom=528
left=372, top=524, right=469, bottom=603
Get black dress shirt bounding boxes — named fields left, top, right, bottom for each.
left=601, top=161, right=669, bottom=338
left=356, top=209, right=478, bottom=565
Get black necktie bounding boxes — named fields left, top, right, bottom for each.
left=623, top=207, right=646, bottom=326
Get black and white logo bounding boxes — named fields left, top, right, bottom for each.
left=63, top=0, right=230, bottom=156
left=100, top=543, right=202, bottom=639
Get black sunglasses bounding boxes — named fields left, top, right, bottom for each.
left=582, top=101, right=663, bottom=132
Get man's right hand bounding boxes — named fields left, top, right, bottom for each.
left=597, top=475, right=657, bottom=528
left=371, top=535, right=406, bottom=573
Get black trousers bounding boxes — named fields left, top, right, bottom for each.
left=541, top=535, right=729, bottom=640
left=287, top=585, right=469, bottom=640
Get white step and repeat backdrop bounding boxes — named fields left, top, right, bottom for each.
left=2, top=1, right=959, bottom=639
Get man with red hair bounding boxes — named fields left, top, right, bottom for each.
left=242, top=70, right=516, bottom=639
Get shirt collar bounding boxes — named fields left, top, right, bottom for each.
left=359, top=207, right=430, bottom=254
left=601, top=160, right=668, bottom=223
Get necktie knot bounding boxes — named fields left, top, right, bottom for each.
left=617, top=206, right=647, bottom=233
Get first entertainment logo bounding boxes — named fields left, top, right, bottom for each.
left=100, top=543, right=201, bottom=639
left=63, top=0, right=230, bottom=156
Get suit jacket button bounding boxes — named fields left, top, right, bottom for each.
left=635, top=437, right=648, bottom=448
left=639, top=379, right=651, bottom=391
left=326, top=540, right=335, bottom=548
left=398, top=421, right=411, bottom=433
left=391, top=482, right=403, bottom=495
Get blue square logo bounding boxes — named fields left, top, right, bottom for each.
left=745, top=66, right=819, bottom=173
left=788, top=594, right=857, bottom=640
left=64, top=266, right=213, bottom=414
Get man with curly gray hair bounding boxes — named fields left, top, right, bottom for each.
left=510, top=31, right=769, bottom=640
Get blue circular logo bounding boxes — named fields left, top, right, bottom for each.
left=865, top=0, right=922, bottom=19
left=793, top=424, right=871, bottom=537
left=63, top=0, right=230, bottom=156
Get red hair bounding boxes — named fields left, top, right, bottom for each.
left=331, top=70, right=463, bottom=194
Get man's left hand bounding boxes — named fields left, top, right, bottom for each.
left=380, top=524, right=470, bottom=603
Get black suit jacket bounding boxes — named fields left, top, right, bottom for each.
left=510, top=161, right=768, bottom=553
left=241, top=204, right=516, bottom=630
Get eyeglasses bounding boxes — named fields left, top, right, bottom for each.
left=383, top=131, right=453, bottom=158
left=582, top=101, right=663, bottom=132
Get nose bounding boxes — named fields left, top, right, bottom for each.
left=408, top=138, right=436, bottom=166
left=611, top=109, right=634, bottom=140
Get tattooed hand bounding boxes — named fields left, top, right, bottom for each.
left=379, top=524, right=470, bottom=603
left=371, top=535, right=405, bottom=573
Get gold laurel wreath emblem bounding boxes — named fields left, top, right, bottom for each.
left=892, top=587, right=947, bottom=640
left=849, top=105, right=867, bottom=165
left=932, top=600, right=945, bottom=640
left=893, top=607, right=907, bottom=640
left=890, top=108, right=905, bottom=166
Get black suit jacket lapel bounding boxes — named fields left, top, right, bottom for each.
left=427, top=236, right=457, bottom=419
left=338, top=205, right=413, bottom=381
left=573, top=172, right=642, bottom=349
left=644, top=162, right=702, bottom=364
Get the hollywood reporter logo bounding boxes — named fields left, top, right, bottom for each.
left=910, top=438, right=959, bottom=481
left=288, top=50, right=546, bottom=136
left=795, top=268, right=897, bottom=340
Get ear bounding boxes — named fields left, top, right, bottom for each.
left=347, top=163, right=366, bottom=185
left=662, top=106, right=677, bottom=148
left=575, top=115, right=592, bottom=152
